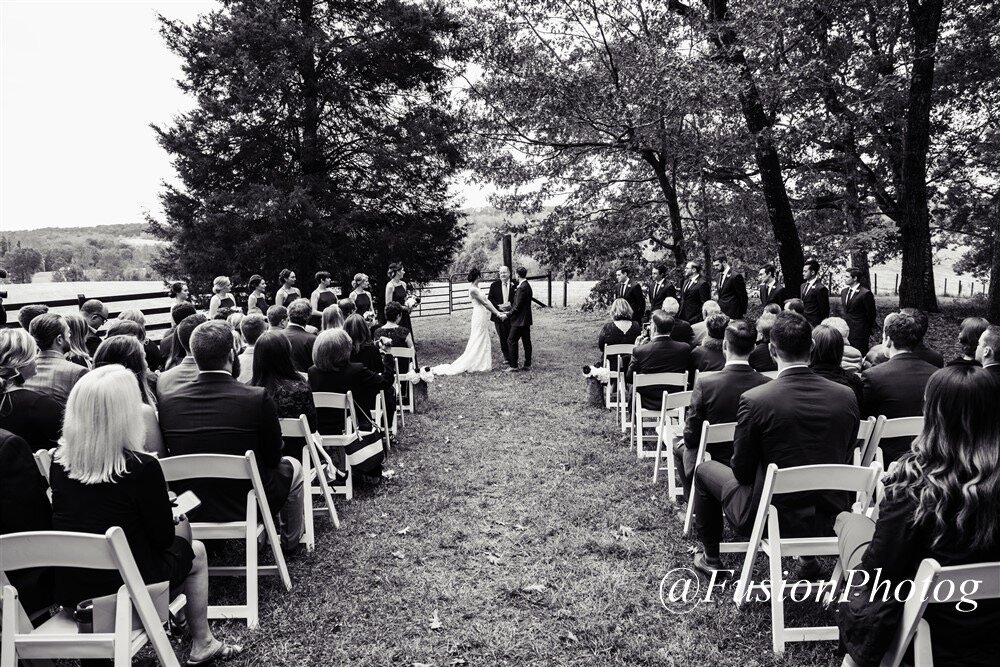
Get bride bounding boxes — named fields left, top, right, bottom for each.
left=433, top=268, right=507, bottom=375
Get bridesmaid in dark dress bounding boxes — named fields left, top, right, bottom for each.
left=310, top=271, right=339, bottom=330
left=384, top=262, right=415, bottom=337
left=350, top=273, right=375, bottom=320
left=275, top=268, right=302, bottom=308
left=247, top=274, right=269, bottom=314
left=208, top=276, right=238, bottom=319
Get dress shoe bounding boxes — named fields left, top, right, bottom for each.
left=692, top=552, right=732, bottom=580
left=791, top=556, right=824, bottom=581
left=504, top=366, right=521, bottom=373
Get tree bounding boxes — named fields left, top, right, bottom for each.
left=5, top=247, right=43, bottom=283
left=149, top=0, right=468, bottom=297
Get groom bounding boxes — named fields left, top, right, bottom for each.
left=488, top=265, right=515, bottom=365
left=506, top=266, right=533, bottom=372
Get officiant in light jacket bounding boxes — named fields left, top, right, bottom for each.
left=488, top=266, right=516, bottom=365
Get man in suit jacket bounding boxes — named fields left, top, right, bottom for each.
left=861, top=311, right=939, bottom=462
left=799, top=258, right=830, bottom=326
left=648, top=264, right=676, bottom=315
left=156, top=313, right=207, bottom=399
left=975, top=325, right=1000, bottom=378
left=678, top=261, right=712, bottom=324
left=675, top=320, right=770, bottom=498
left=488, top=266, right=516, bottom=365
left=158, top=320, right=305, bottom=550
left=506, top=267, right=533, bottom=371
left=23, top=313, right=87, bottom=405
left=748, top=313, right=778, bottom=372
left=625, top=311, right=692, bottom=409
left=840, top=268, right=877, bottom=354
left=900, top=308, right=944, bottom=368
left=284, top=298, right=317, bottom=373
left=712, top=256, right=748, bottom=319
left=80, top=299, right=109, bottom=357
left=757, top=264, right=787, bottom=308
left=614, top=268, right=646, bottom=323
left=661, top=298, right=693, bottom=344
left=692, top=312, right=859, bottom=578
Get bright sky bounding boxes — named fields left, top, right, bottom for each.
left=0, top=0, right=489, bottom=232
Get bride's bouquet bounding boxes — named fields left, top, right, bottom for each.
left=363, top=309, right=377, bottom=325
left=582, top=364, right=611, bottom=408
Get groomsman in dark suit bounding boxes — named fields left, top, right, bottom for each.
left=712, top=256, right=748, bottom=319
left=488, top=266, right=516, bottom=365
left=648, top=264, right=676, bottom=315
left=757, top=264, right=787, bottom=308
left=506, top=267, right=533, bottom=371
left=840, top=268, right=877, bottom=354
left=799, top=258, right=830, bottom=326
left=615, top=268, right=646, bottom=323
left=678, top=261, right=711, bottom=324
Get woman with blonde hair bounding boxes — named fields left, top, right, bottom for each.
left=63, top=312, right=93, bottom=369
left=597, top=298, right=641, bottom=372
left=322, top=303, right=345, bottom=330
left=0, top=329, right=62, bottom=452
left=50, top=366, right=242, bottom=665
left=350, top=272, right=374, bottom=318
left=208, top=276, right=237, bottom=319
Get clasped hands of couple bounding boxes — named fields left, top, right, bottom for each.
left=496, top=304, right=512, bottom=320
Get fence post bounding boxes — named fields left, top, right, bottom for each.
left=447, top=278, right=453, bottom=315
left=874, top=274, right=878, bottom=295
left=563, top=275, right=568, bottom=308
left=943, top=278, right=948, bottom=296
left=959, top=280, right=963, bottom=297
left=547, top=272, right=552, bottom=307
left=76, top=294, right=87, bottom=308
left=894, top=274, right=898, bottom=296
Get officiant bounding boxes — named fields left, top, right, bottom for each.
left=488, top=266, right=515, bottom=365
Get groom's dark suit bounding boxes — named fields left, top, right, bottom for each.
left=507, top=279, right=533, bottom=369
left=488, top=278, right=516, bottom=364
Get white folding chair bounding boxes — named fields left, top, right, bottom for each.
left=863, top=415, right=924, bottom=467
left=631, top=372, right=687, bottom=460
left=682, top=421, right=737, bottom=536
left=691, top=369, right=719, bottom=385
left=373, top=389, right=395, bottom=440
left=732, top=462, right=883, bottom=654
left=851, top=558, right=1000, bottom=667
left=602, top=344, right=634, bottom=413
left=0, top=528, right=183, bottom=667
left=313, top=391, right=366, bottom=501
left=390, top=347, right=417, bottom=421
left=158, top=451, right=291, bottom=629
left=278, top=414, right=341, bottom=550
left=651, top=390, right=694, bottom=500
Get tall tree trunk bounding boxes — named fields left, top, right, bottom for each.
left=298, top=0, right=323, bottom=191
left=843, top=160, right=872, bottom=289
left=988, top=207, right=1000, bottom=323
left=643, top=151, right=688, bottom=271
left=896, top=0, right=943, bottom=312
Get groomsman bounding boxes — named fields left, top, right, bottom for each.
left=678, top=261, right=711, bottom=324
left=712, top=255, right=748, bottom=319
left=648, top=264, right=676, bottom=314
left=615, top=268, right=646, bottom=323
left=841, top=268, right=877, bottom=354
left=488, top=266, right=516, bottom=364
left=799, top=258, right=830, bottom=326
left=757, top=264, right=787, bottom=307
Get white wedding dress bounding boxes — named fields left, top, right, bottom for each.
left=432, top=285, right=493, bottom=375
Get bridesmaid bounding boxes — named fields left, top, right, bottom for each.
left=169, top=281, right=190, bottom=307
left=310, top=271, right=339, bottom=329
left=208, top=276, right=237, bottom=318
left=247, top=274, right=268, bottom=314
left=384, top=262, right=414, bottom=338
left=350, top=273, right=374, bottom=319
left=275, top=268, right=301, bottom=308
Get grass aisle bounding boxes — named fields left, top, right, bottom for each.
left=233, top=309, right=840, bottom=666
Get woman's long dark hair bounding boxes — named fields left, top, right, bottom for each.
left=889, top=365, right=1000, bottom=551
left=250, top=331, right=302, bottom=391
left=343, top=314, right=371, bottom=354
left=94, top=335, right=155, bottom=405
left=809, top=324, right=844, bottom=367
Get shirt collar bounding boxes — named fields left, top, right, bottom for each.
left=725, top=360, right=750, bottom=367
left=199, top=370, right=232, bottom=376
left=777, top=363, right=810, bottom=376
left=38, top=350, right=66, bottom=359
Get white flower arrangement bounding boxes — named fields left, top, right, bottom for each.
left=405, top=295, right=420, bottom=309
left=418, top=366, right=435, bottom=384
left=400, top=366, right=435, bottom=384
left=582, top=364, right=611, bottom=384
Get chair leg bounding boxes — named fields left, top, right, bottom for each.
left=652, top=426, right=663, bottom=481
left=767, top=511, right=786, bottom=655
left=301, top=451, right=315, bottom=551
left=114, top=589, right=131, bottom=666
left=311, top=443, right=340, bottom=529
left=246, top=515, right=259, bottom=630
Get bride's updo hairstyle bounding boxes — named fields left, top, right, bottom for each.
left=387, top=262, right=403, bottom=279
left=352, top=273, right=368, bottom=289
left=467, top=268, right=481, bottom=283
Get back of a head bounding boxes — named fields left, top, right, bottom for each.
left=106, top=319, right=145, bottom=341
left=177, top=313, right=208, bottom=353
left=338, top=298, right=356, bottom=317
left=784, top=298, right=805, bottom=315
left=650, top=310, right=674, bottom=336
left=959, top=317, right=990, bottom=357
left=385, top=301, right=403, bottom=323
left=757, top=313, right=777, bottom=339
left=287, top=298, right=313, bottom=326
left=117, top=308, right=146, bottom=328
left=884, top=311, right=921, bottom=351
left=516, top=266, right=527, bottom=279
left=80, top=299, right=106, bottom=317
left=820, top=316, right=851, bottom=341
left=241, top=314, right=268, bottom=346
left=313, top=328, right=352, bottom=371
left=724, top=320, right=756, bottom=357
left=343, top=314, right=370, bottom=348
left=763, top=303, right=782, bottom=315
left=0, top=329, right=37, bottom=381
left=810, top=324, right=844, bottom=366
left=770, top=312, right=813, bottom=362
left=266, top=305, right=288, bottom=327
left=702, top=300, right=721, bottom=318
left=28, top=313, right=65, bottom=350
left=190, top=320, right=234, bottom=371
left=705, top=313, right=730, bottom=341
left=900, top=307, right=929, bottom=341
left=661, top=298, right=680, bottom=316
left=63, top=313, right=90, bottom=350
left=250, top=331, right=297, bottom=385
left=94, top=335, right=147, bottom=378
left=18, top=304, right=49, bottom=330
left=322, top=304, right=345, bottom=330
left=467, top=267, right=481, bottom=284
left=610, top=298, right=633, bottom=322
left=171, top=302, right=197, bottom=326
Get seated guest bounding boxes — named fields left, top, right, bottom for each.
left=161, top=303, right=198, bottom=369
left=250, top=332, right=318, bottom=458
left=227, top=312, right=246, bottom=351
left=0, top=428, right=54, bottom=615
left=821, top=316, right=862, bottom=372
left=676, top=320, right=770, bottom=499
left=975, top=325, right=1000, bottom=378
left=809, top=324, right=863, bottom=408
left=344, top=313, right=383, bottom=373
left=374, top=301, right=415, bottom=371
left=94, top=335, right=165, bottom=456
left=748, top=313, right=778, bottom=372
left=0, top=329, right=62, bottom=452
left=158, top=321, right=305, bottom=551
left=948, top=316, right=989, bottom=367
left=692, top=312, right=859, bottom=578
left=266, top=304, right=288, bottom=331
left=17, top=304, right=49, bottom=330
left=284, top=299, right=318, bottom=373
left=117, top=308, right=164, bottom=372
left=322, top=304, right=345, bottom=330
left=309, top=328, right=396, bottom=437
left=661, top=297, right=694, bottom=344
left=24, top=313, right=88, bottom=405
left=598, top=298, right=641, bottom=372
left=835, top=365, right=1000, bottom=667
left=863, top=311, right=896, bottom=369
left=624, top=311, right=692, bottom=410
left=900, top=307, right=944, bottom=368
left=783, top=297, right=805, bottom=316
left=691, top=301, right=722, bottom=346
left=762, top=303, right=782, bottom=315
left=80, top=299, right=109, bottom=357
left=157, top=313, right=207, bottom=398
left=238, top=314, right=268, bottom=383
left=861, top=311, right=938, bottom=462
left=63, top=312, right=94, bottom=370
left=338, top=298, right=357, bottom=319
left=690, top=313, right=729, bottom=378
left=50, top=366, right=241, bottom=664
left=105, top=319, right=158, bottom=397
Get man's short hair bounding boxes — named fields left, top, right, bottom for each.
left=313, top=329, right=352, bottom=371
left=266, top=305, right=288, bottom=327
left=688, top=260, right=702, bottom=272
left=338, top=298, right=356, bottom=317
left=287, top=298, right=312, bottom=326
left=617, top=267, right=629, bottom=276
left=705, top=313, right=730, bottom=340
left=190, top=320, right=235, bottom=371
left=784, top=298, right=805, bottom=315
left=661, top=297, right=680, bottom=315
left=18, top=304, right=49, bottom=330
left=959, top=317, right=990, bottom=357
left=653, top=264, right=667, bottom=275
left=702, top=300, right=721, bottom=318
left=516, top=266, right=528, bottom=278
left=885, top=311, right=921, bottom=351
left=714, top=255, right=728, bottom=264
left=177, top=313, right=208, bottom=353
left=899, top=308, right=929, bottom=341
left=760, top=264, right=776, bottom=277
left=804, top=258, right=820, bottom=274
left=980, top=325, right=1000, bottom=358
left=240, top=314, right=268, bottom=346
left=171, top=302, right=197, bottom=325
left=847, top=267, right=864, bottom=281
left=650, top=310, right=675, bottom=335
left=770, top=312, right=813, bottom=360
left=763, top=303, right=782, bottom=315
left=28, top=313, right=65, bottom=350
left=725, top=320, right=757, bottom=356
left=80, top=299, right=107, bottom=317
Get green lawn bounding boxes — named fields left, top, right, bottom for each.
left=202, top=308, right=849, bottom=666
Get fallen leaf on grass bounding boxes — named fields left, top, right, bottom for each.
left=449, top=660, right=467, bottom=666
left=383, top=469, right=397, bottom=479
left=487, top=553, right=502, bottom=565
left=514, top=524, right=527, bottom=531
left=444, top=436, right=451, bottom=444
left=560, top=630, right=580, bottom=643
left=612, top=525, right=633, bottom=541
left=522, top=583, right=546, bottom=593
left=412, top=663, right=434, bottom=667
left=429, top=610, right=443, bottom=630
left=493, top=519, right=507, bottom=526
left=392, top=550, right=406, bottom=560
left=397, top=526, right=411, bottom=535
